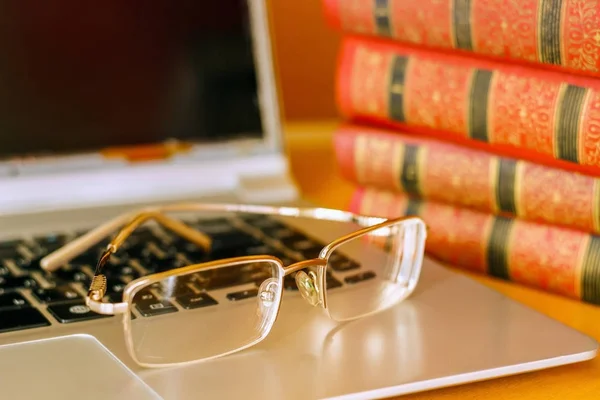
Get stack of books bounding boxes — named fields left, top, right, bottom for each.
left=322, top=0, right=600, bottom=305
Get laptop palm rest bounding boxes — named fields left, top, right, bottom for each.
left=0, top=334, right=162, bottom=400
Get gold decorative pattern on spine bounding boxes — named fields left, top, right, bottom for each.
left=393, top=141, right=405, bottom=191
left=489, top=157, right=500, bottom=214
left=563, top=0, right=600, bottom=73
left=350, top=46, right=393, bottom=117
left=464, top=66, right=476, bottom=139
left=552, top=83, right=569, bottom=158
left=485, top=70, right=500, bottom=144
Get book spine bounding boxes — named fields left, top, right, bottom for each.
left=334, top=124, right=600, bottom=234
left=351, top=186, right=600, bottom=305
left=324, top=0, right=600, bottom=78
left=337, top=37, right=600, bottom=170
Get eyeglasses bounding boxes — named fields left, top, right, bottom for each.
left=40, top=202, right=427, bottom=368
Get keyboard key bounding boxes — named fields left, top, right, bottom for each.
left=194, top=219, right=261, bottom=253
left=328, top=256, right=360, bottom=272
left=33, top=233, right=69, bottom=253
left=262, top=226, right=298, bottom=240
left=147, top=256, right=187, bottom=273
left=106, top=292, right=124, bottom=303
left=178, top=242, right=206, bottom=262
left=0, top=263, right=9, bottom=276
left=0, top=240, right=25, bottom=260
left=281, top=236, right=323, bottom=258
left=298, top=245, right=323, bottom=259
left=141, top=245, right=183, bottom=272
left=194, top=218, right=237, bottom=235
left=152, top=280, right=195, bottom=297
left=193, top=269, right=267, bottom=291
left=104, top=278, right=127, bottom=298
left=211, top=233, right=261, bottom=253
left=50, top=267, right=90, bottom=285
left=226, top=289, right=258, bottom=301
left=70, top=249, right=103, bottom=268
left=47, top=302, right=112, bottom=323
left=0, top=307, right=50, bottom=333
left=244, top=244, right=278, bottom=256
left=176, top=292, right=218, bottom=309
left=103, top=263, right=140, bottom=280
left=32, top=285, right=81, bottom=304
left=135, top=299, right=178, bottom=317
left=0, top=292, right=31, bottom=309
left=132, top=289, right=157, bottom=302
left=0, top=239, right=24, bottom=250
left=124, top=227, right=157, bottom=246
left=13, top=249, right=46, bottom=271
left=344, top=271, right=376, bottom=285
left=326, top=274, right=343, bottom=290
left=0, top=276, right=38, bottom=293
left=242, top=215, right=283, bottom=229
left=284, top=275, right=299, bottom=291
left=121, top=241, right=150, bottom=260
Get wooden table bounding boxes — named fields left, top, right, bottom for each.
left=284, top=120, right=600, bottom=400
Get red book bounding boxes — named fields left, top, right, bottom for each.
left=335, top=124, right=600, bottom=234
left=324, top=0, right=600, bottom=79
left=350, top=186, right=600, bottom=305
left=336, top=36, right=600, bottom=175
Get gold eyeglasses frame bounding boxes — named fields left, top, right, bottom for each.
left=40, top=202, right=427, bottom=368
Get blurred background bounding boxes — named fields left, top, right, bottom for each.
left=269, top=0, right=340, bottom=121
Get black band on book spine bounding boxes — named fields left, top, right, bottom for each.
left=582, top=236, right=600, bottom=305
left=496, top=159, right=517, bottom=214
left=400, top=144, right=421, bottom=196
left=487, top=217, right=513, bottom=280
left=469, top=69, right=493, bottom=141
left=388, top=55, right=409, bottom=122
left=539, top=0, right=562, bottom=65
left=405, top=197, right=423, bottom=217
left=453, top=0, right=473, bottom=50
left=374, top=0, right=392, bottom=36
left=556, top=85, right=586, bottom=163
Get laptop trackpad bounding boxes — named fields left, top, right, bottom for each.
left=0, top=334, right=161, bottom=400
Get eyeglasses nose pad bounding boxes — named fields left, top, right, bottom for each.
left=256, top=278, right=279, bottom=321
left=295, top=270, right=320, bottom=307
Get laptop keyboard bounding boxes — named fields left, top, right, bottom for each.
left=0, top=215, right=374, bottom=334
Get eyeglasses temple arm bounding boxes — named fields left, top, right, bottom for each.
left=108, top=211, right=211, bottom=253
left=40, top=213, right=133, bottom=272
left=41, top=210, right=211, bottom=272
left=86, top=212, right=211, bottom=302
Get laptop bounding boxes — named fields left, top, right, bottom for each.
left=0, top=1, right=596, bottom=399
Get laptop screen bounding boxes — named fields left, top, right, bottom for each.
left=0, top=0, right=265, bottom=160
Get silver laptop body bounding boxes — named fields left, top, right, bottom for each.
left=0, top=1, right=596, bottom=399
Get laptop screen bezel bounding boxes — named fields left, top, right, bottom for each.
left=0, top=0, right=285, bottom=173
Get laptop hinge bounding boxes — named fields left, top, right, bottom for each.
left=0, top=152, right=298, bottom=216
